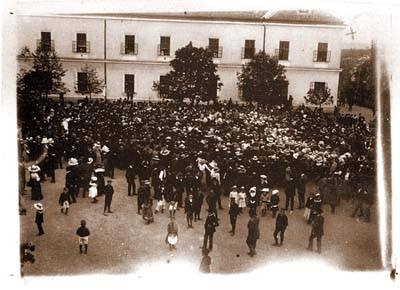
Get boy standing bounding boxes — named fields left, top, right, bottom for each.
left=76, top=220, right=90, bottom=254
left=58, top=187, right=71, bottom=215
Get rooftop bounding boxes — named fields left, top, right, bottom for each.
left=71, top=10, right=344, bottom=25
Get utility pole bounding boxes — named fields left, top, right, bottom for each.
left=104, top=18, right=107, bottom=100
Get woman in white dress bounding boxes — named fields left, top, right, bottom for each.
left=88, top=176, right=98, bottom=203
left=238, top=186, right=247, bottom=213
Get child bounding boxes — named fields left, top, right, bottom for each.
left=58, top=187, right=71, bottom=215
left=34, top=203, right=44, bottom=236
left=166, top=217, right=178, bottom=251
left=88, top=176, right=98, bottom=203
left=270, top=189, right=280, bottom=218
left=76, top=220, right=90, bottom=254
left=260, top=188, right=270, bottom=217
left=142, top=198, right=154, bottom=224
left=238, top=186, right=247, bottom=214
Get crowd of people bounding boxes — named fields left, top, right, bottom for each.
left=19, top=97, right=376, bottom=271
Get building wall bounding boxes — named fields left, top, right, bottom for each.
left=16, top=15, right=343, bottom=104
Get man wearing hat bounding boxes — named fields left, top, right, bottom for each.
left=34, top=203, right=44, bottom=236
left=65, top=158, right=79, bottom=203
left=125, top=164, right=137, bottom=196
left=103, top=180, right=114, bottom=216
left=202, top=209, right=219, bottom=251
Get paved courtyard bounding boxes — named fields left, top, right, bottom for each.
left=20, top=165, right=381, bottom=276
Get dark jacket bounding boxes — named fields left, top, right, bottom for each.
left=35, top=211, right=44, bottom=224
left=185, top=198, right=195, bottom=214
left=58, top=192, right=71, bottom=205
left=204, top=213, right=219, bottom=234
left=76, top=226, right=90, bottom=237
left=104, top=184, right=114, bottom=201
left=275, top=213, right=288, bottom=230
left=246, top=216, right=260, bottom=242
left=311, top=215, right=324, bottom=236
left=229, top=203, right=240, bottom=218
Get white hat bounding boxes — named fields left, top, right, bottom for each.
left=260, top=174, right=267, bottom=179
left=91, top=176, right=98, bottom=181
left=68, top=158, right=79, bottom=166
left=209, top=160, right=218, bottom=168
left=272, top=189, right=279, bottom=195
left=28, top=164, right=41, bottom=173
left=87, top=157, right=93, bottom=164
left=101, top=145, right=110, bottom=153
left=160, top=149, right=170, bottom=156
left=261, top=188, right=269, bottom=192
left=34, top=203, right=43, bottom=211
left=41, top=137, right=49, bottom=144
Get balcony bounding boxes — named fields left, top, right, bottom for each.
left=36, top=39, right=54, bottom=51
left=72, top=41, right=90, bottom=53
left=206, top=46, right=223, bottom=58
left=157, top=44, right=170, bottom=56
left=313, top=50, right=331, bottom=62
left=121, top=43, right=139, bottom=55
left=241, top=47, right=255, bottom=59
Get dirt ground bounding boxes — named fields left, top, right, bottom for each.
left=20, top=164, right=381, bottom=276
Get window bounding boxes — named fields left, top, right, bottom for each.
left=159, top=75, right=170, bottom=98
left=76, top=33, right=87, bottom=53
left=77, top=72, right=88, bottom=92
left=313, top=82, right=326, bottom=94
left=40, top=32, right=52, bottom=51
left=243, top=39, right=255, bottom=59
left=124, top=74, right=135, bottom=95
left=159, top=36, right=170, bottom=56
left=125, top=35, right=137, bottom=55
left=208, top=38, right=222, bottom=58
left=278, top=41, right=290, bottom=60
left=315, top=42, right=328, bottom=62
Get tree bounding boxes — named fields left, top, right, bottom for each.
left=339, top=48, right=375, bottom=109
left=152, top=42, right=222, bottom=103
left=17, top=44, right=68, bottom=99
left=304, top=86, right=334, bottom=108
left=237, top=51, right=288, bottom=104
left=77, top=64, right=104, bottom=99
left=31, top=45, right=68, bottom=97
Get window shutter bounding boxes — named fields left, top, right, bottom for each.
left=74, top=72, right=78, bottom=92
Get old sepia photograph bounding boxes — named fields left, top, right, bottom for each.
left=1, top=0, right=398, bottom=288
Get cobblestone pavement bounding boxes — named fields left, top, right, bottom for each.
left=19, top=165, right=381, bottom=276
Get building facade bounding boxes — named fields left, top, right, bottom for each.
left=16, top=10, right=345, bottom=105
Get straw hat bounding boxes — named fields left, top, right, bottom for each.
left=34, top=203, right=43, bottom=211
left=28, top=164, right=40, bottom=173
left=68, top=158, right=79, bottom=166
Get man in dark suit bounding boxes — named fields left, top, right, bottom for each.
left=125, top=164, right=137, bottom=196
left=246, top=211, right=260, bottom=257
left=228, top=198, right=240, bottom=236
left=307, top=211, right=324, bottom=254
left=184, top=194, right=195, bottom=228
left=202, top=210, right=219, bottom=251
left=273, top=208, right=288, bottom=246
left=103, top=180, right=114, bottom=215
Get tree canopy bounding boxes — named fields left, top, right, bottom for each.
left=76, top=64, right=104, bottom=99
left=153, top=42, right=222, bottom=103
left=237, top=51, right=288, bottom=104
left=17, top=44, right=67, bottom=99
left=304, top=86, right=334, bottom=108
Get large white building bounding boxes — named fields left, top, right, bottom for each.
left=16, top=10, right=345, bottom=105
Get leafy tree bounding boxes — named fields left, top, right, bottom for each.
left=237, top=51, right=288, bottom=104
left=77, top=64, right=104, bottom=99
left=17, top=44, right=68, bottom=99
left=304, top=86, right=334, bottom=108
left=31, top=45, right=68, bottom=97
left=153, top=42, right=222, bottom=103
